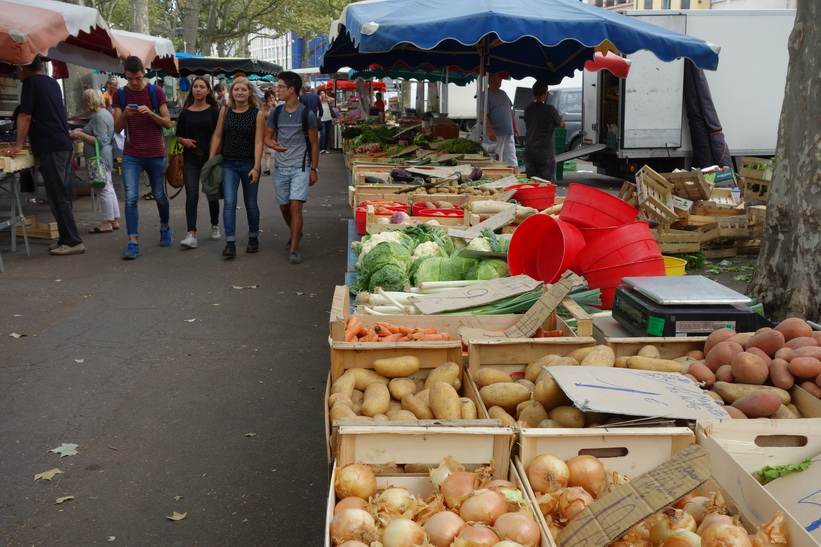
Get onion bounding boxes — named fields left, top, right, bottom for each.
left=334, top=496, right=368, bottom=515
left=701, top=523, right=752, bottom=547
left=675, top=492, right=701, bottom=510
left=648, top=508, right=697, bottom=545
left=683, top=496, right=712, bottom=525
left=493, top=541, right=527, bottom=547
left=338, top=542, right=370, bottom=547
left=751, top=512, right=788, bottom=547
left=559, top=486, right=594, bottom=521
left=423, top=510, right=466, bottom=547
left=381, top=518, right=427, bottom=547
left=494, top=512, right=541, bottom=546
left=416, top=492, right=447, bottom=525
left=527, top=454, right=569, bottom=494
left=459, top=489, right=507, bottom=524
left=661, top=530, right=703, bottom=547
left=453, top=524, right=500, bottom=546
left=486, top=479, right=515, bottom=490
left=698, top=514, right=734, bottom=535
left=567, top=454, right=606, bottom=498
left=372, top=487, right=417, bottom=517
left=335, top=463, right=377, bottom=499
left=441, top=471, right=479, bottom=509
left=329, top=508, right=378, bottom=545
left=536, top=492, right=559, bottom=519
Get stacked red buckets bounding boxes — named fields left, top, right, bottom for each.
left=508, top=184, right=664, bottom=308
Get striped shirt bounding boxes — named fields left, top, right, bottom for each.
left=112, top=84, right=167, bottom=158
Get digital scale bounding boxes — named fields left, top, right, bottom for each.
left=612, top=275, right=772, bottom=337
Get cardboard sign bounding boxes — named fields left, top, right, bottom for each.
left=459, top=271, right=582, bottom=339
left=547, top=366, right=731, bottom=421
left=465, top=204, right=517, bottom=233
left=558, top=444, right=712, bottom=547
left=408, top=275, right=541, bottom=315
left=477, top=175, right=520, bottom=188
left=764, top=452, right=821, bottom=542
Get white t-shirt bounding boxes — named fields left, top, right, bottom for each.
left=320, top=101, right=333, bottom=122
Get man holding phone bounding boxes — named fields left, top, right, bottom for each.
left=112, top=56, right=173, bottom=259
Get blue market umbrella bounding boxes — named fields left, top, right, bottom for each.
left=320, top=0, right=719, bottom=83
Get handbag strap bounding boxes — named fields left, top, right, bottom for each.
left=94, top=137, right=101, bottom=161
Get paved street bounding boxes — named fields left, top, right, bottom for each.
left=1, top=153, right=349, bottom=545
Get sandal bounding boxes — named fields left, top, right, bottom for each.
left=111, top=222, right=120, bottom=230
left=142, top=192, right=155, bottom=200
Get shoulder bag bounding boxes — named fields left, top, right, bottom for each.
left=164, top=138, right=185, bottom=199
left=88, top=139, right=108, bottom=189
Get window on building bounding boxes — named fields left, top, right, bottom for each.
left=662, top=0, right=671, bottom=8
left=680, top=0, right=690, bottom=7
left=644, top=0, right=653, bottom=9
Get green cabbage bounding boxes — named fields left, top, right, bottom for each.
left=412, top=257, right=460, bottom=286
left=368, top=265, right=409, bottom=292
left=351, top=241, right=413, bottom=293
left=449, top=252, right=479, bottom=278
left=467, top=258, right=510, bottom=281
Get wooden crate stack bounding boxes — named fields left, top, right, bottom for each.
left=739, top=156, right=773, bottom=202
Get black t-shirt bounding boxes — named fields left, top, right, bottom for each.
left=523, top=101, right=562, bottom=162
left=19, top=73, right=72, bottom=155
left=175, top=106, right=220, bottom=155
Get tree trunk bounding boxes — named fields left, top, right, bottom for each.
left=181, top=0, right=202, bottom=54
left=748, top=1, right=821, bottom=321
left=132, top=0, right=149, bottom=34
left=62, top=65, right=94, bottom=119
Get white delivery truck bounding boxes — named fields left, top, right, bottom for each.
left=579, top=9, right=795, bottom=178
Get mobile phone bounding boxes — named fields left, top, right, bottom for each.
left=128, top=104, right=138, bottom=108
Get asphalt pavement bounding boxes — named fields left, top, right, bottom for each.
left=1, top=153, right=350, bottom=545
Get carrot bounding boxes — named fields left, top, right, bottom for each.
left=374, top=324, right=393, bottom=337
left=367, top=329, right=379, bottom=342
left=398, top=326, right=414, bottom=335
left=421, top=327, right=437, bottom=335
left=383, top=333, right=405, bottom=342
left=535, top=329, right=564, bottom=338
left=374, top=322, right=400, bottom=334
left=418, top=333, right=448, bottom=341
left=345, top=317, right=363, bottom=342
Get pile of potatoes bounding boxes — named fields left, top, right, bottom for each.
left=410, top=183, right=502, bottom=197
left=328, top=357, right=479, bottom=423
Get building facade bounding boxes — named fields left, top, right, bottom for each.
left=585, top=0, right=794, bottom=12
left=248, top=31, right=330, bottom=71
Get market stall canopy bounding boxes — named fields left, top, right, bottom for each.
left=320, top=0, right=720, bottom=83
left=111, top=30, right=177, bottom=74
left=0, top=0, right=128, bottom=73
left=318, top=80, right=386, bottom=92
left=176, top=56, right=282, bottom=77
left=350, top=64, right=479, bottom=86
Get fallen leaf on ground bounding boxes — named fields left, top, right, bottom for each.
left=74, top=359, right=84, bottom=363
left=184, top=319, right=196, bottom=322
left=10, top=333, right=26, bottom=338
left=295, top=292, right=306, bottom=296
left=232, top=285, right=259, bottom=290
left=55, top=279, right=62, bottom=282
left=212, top=303, right=220, bottom=306
left=34, top=469, right=63, bottom=481
left=245, top=433, right=257, bottom=437
left=50, top=443, right=79, bottom=458
left=173, top=496, right=183, bottom=501
left=55, top=496, right=74, bottom=504
left=167, top=511, right=187, bottom=521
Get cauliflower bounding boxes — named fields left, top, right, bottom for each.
left=466, top=237, right=492, bottom=252
left=359, top=231, right=409, bottom=259
left=412, top=241, right=444, bottom=260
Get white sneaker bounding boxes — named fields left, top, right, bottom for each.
left=210, top=226, right=221, bottom=240
left=180, top=234, right=198, bottom=249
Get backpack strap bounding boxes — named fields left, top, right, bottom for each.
left=272, top=104, right=283, bottom=133
left=118, top=88, right=126, bottom=110
left=301, top=106, right=311, bottom=172
left=118, top=84, right=159, bottom=112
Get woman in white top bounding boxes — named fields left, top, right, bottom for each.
left=318, top=89, right=335, bottom=154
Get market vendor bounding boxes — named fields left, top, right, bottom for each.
left=481, top=73, right=520, bottom=174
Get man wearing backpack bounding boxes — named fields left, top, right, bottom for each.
left=264, top=71, right=319, bottom=265
left=112, top=56, right=173, bottom=260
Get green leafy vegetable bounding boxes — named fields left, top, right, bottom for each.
left=467, top=259, right=510, bottom=281
left=435, top=138, right=484, bottom=155
left=412, top=257, right=460, bottom=286
left=756, top=459, right=812, bottom=484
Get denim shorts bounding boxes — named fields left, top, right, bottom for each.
left=274, top=167, right=310, bottom=205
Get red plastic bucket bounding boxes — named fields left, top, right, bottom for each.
left=355, top=206, right=403, bottom=235
left=575, top=222, right=662, bottom=273
left=508, top=214, right=585, bottom=283
left=416, top=208, right=465, bottom=219
left=578, top=225, right=619, bottom=244
left=559, top=184, right=638, bottom=228
left=509, top=183, right=557, bottom=210
left=583, top=257, right=666, bottom=309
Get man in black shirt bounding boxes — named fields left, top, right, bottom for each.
left=1, top=57, right=84, bottom=255
left=523, top=81, right=565, bottom=182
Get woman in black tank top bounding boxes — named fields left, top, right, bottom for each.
left=209, top=77, right=266, bottom=258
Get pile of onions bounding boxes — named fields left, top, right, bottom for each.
left=335, top=463, right=377, bottom=500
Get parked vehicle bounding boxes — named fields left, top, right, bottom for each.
left=581, top=9, right=795, bottom=178
left=513, top=87, right=582, bottom=150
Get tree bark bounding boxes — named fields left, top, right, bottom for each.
left=748, top=1, right=821, bottom=321
left=181, top=0, right=203, bottom=53
left=132, top=0, right=149, bottom=34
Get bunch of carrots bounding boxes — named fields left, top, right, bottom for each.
left=344, top=317, right=454, bottom=342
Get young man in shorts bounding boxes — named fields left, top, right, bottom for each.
left=264, top=71, right=319, bottom=265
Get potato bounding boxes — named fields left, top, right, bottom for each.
left=581, top=346, right=616, bottom=367
left=800, top=381, right=821, bottom=398
left=675, top=356, right=696, bottom=364
left=615, top=356, right=630, bottom=368
left=704, top=328, right=737, bottom=355
left=416, top=389, right=431, bottom=406
left=373, top=356, right=421, bottom=378
left=330, top=372, right=356, bottom=398
left=387, top=399, right=402, bottom=413
left=637, top=345, right=661, bottom=358
left=727, top=332, right=752, bottom=347
left=537, top=419, right=564, bottom=428
left=769, top=358, right=795, bottom=390
left=713, top=381, right=790, bottom=405
left=473, top=368, right=513, bottom=387
left=533, top=378, right=570, bottom=410
left=774, top=317, right=813, bottom=341
left=429, top=382, right=462, bottom=420
left=787, top=356, right=821, bottom=379
left=683, top=374, right=698, bottom=383
left=330, top=404, right=358, bottom=421
left=566, top=347, right=598, bottom=362
left=424, top=361, right=460, bottom=389
left=525, top=355, right=558, bottom=382
left=328, top=393, right=354, bottom=410
left=372, top=413, right=390, bottom=422
left=745, top=330, right=785, bottom=357
left=516, top=379, right=536, bottom=392
left=414, top=378, right=426, bottom=392
left=351, top=389, right=364, bottom=403
left=787, top=346, right=821, bottom=361
left=488, top=406, right=517, bottom=427
left=714, top=364, right=734, bottom=383
left=756, top=327, right=774, bottom=335
left=722, top=406, right=748, bottom=419
left=786, top=403, right=801, bottom=416
left=730, top=352, right=769, bottom=385
left=707, top=391, right=724, bottom=402
left=770, top=405, right=799, bottom=419
left=518, top=401, right=549, bottom=427
left=686, top=350, right=706, bottom=360
left=347, top=368, right=390, bottom=391
left=745, top=347, right=772, bottom=367
left=386, top=409, right=419, bottom=421
left=626, top=356, right=682, bottom=373
left=549, top=406, right=585, bottom=428
left=479, top=383, right=531, bottom=411
left=459, top=398, right=477, bottom=420
left=388, top=378, right=418, bottom=400
left=705, top=341, right=744, bottom=372
left=401, top=393, right=434, bottom=420
left=732, top=391, right=781, bottom=418
left=812, top=332, right=821, bottom=344
left=786, top=336, right=819, bottom=350
left=361, top=383, right=391, bottom=417
left=774, top=347, right=794, bottom=360
left=545, top=356, right=579, bottom=368
left=687, top=362, right=716, bottom=389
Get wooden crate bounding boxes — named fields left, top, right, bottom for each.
left=652, top=227, right=701, bottom=253
left=663, top=170, right=712, bottom=201
left=0, top=150, right=35, bottom=173
left=747, top=205, right=767, bottom=225
left=635, top=165, right=677, bottom=224
left=351, top=164, right=398, bottom=185
left=700, top=215, right=749, bottom=243
left=744, top=176, right=771, bottom=202
left=739, top=156, right=774, bottom=182
left=617, top=181, right=638, bottom=207
left=16, top=218, right=58, bottom=239
left=606, top=336, right=707, bottom=358
left=466, top=336, right=596, bottom=375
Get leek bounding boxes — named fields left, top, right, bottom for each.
left=433, top=289, right=544, bottom=315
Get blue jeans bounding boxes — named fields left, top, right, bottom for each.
left=122, top=155, right=169, bottom=238
left=319, top=120, right=333, bottom=151
left=222, top=159, right=259, bottom=242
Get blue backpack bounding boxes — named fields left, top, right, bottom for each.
left=117, top=83, right=159, bottom=112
